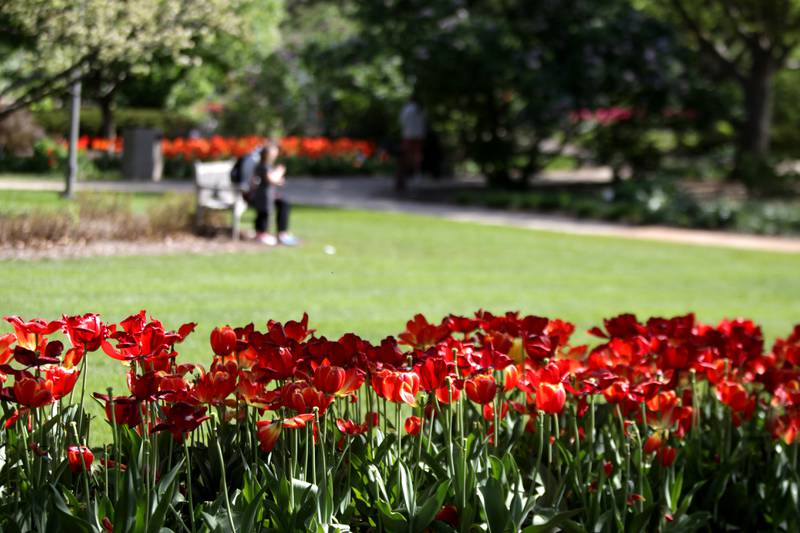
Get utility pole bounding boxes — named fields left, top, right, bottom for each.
left=63, top=79, right=81, bottom=198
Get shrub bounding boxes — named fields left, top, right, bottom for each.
left=0, top=192, right=196, bottom=245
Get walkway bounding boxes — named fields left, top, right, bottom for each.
left=2, top=176, right=799, bottom=254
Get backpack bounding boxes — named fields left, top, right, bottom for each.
left=230, top=156, right=245, bottom=185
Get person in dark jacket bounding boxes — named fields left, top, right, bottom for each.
left=250, top=143, right=298, bottom=246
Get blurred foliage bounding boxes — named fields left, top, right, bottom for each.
left=3, top=0, right=800, bottom=196
left=32, top=107, right=198, bottom=138
left=454, top=178, right=800, bottom=235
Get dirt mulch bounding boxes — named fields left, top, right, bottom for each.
left=0, top=235, right=270, bottom=261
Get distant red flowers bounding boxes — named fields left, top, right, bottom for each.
left=61, top=135, right=377, bottom=162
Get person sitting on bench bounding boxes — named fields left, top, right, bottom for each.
left=250, top=142, right=299, bottom=246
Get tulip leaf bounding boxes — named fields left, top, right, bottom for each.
left=48, top=485, right=92, bottom=533
left=478, top=476, right=510, bottom=533
left=668, top=470, right=684, bottom=514
left=413, top=480, right=450, bottom=533
left=398, top=461, right=416, bottom=519
left=147, top=458, right=185, bottom=533
left=375, top=499, right=408, bottom=532
left=522, top=508, right=583, bottom=533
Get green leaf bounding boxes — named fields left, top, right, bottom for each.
left=398, top=461, right=416, bottom=519
left=147, top=458, right=185, bottom=533
left=114, top=467, right=138, bottom=533
left=375, top=499, right=408, bottom=532
left=479, top=477, right=510, bottom=533
left=48, top=485, right=93, bottom=533
left=522, top=508, right=583, bottom=533
left=669, top=469, right=684, bottom=514
left=413, top=480, right=450, bottom=533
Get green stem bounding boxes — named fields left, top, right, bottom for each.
left=70, top=423, right=91, bottom=511
left=212, top=417, right=236, bottom=533
left=532, top=413, right=545, bottom=497
left=78, top=344, right=88, bottom=436
left=182, top=438, right=196, bottom=533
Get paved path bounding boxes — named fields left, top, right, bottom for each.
left=2, top=176, right=800, bottom=254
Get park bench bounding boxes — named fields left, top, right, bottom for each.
left=194, top=160, right=248, bottom=240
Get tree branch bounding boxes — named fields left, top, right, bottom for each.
left=715, top=0, right=762, bottom=51
left=0, top=54, right=92, bottom=121
left=670, top=0, right=745, bottom=83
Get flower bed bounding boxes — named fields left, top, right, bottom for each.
left=0, top=310, right=798, bottom=530
left=41, top=135, right=392, bottom=178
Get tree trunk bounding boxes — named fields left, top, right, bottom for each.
left=63, top=80, right=82, bottom=199
left=99, top=91, right=116, bottom=140
left=734, top=52, right=775, bottom=180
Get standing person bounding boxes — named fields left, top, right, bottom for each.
left=250, top=142, right=299, bottom=246
left=397, top=91, right=426, bottom=191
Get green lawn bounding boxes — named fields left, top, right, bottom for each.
left=2, top=189, right=799, bottom=441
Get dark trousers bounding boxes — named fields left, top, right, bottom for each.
left=255, top=198, right=290, bottom=233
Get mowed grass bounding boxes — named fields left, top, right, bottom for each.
left=1, top=189, right=800, bottom=441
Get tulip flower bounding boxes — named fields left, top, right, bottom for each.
left=465, top=374, right=497, bottom=405
left=210, top=326, right=237, bottom=356
left=63, top=313, right=105, bottom=351
left=152, top=402, right=210, bottom=440
left=256, top=420, right=281, bottom=452
left=13, top=375, right=54, bottom=408
left=67, top=445, right=94, bottom=474
left=404, top=415, right=422, bottom=436
left=194, top=361, right=237, bottom=405
left=313, top=365, right=346, bottom=394
left=416, top=357, right=449, bottom=391
left=44, top=365, right=80, bottom=400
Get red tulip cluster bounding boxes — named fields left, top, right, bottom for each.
left=2, top=310, right=798, bottom=468
left=60, top=135, right=377, bottom=163
left=280, top=136, right=375, bottom=159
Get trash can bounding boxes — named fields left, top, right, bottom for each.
left=121, top=128, right=163, bottom=181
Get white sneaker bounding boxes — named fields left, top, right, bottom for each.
left=278, top=232, right=300, bottom=246
left=256, top=233, right=277, bottom=246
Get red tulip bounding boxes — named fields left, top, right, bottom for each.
left=338, top=368, right=365, bottom=396
left=67, top=445, right=94, bottom=474
left=313, top=365, right=346, bottom=394
left=282, top=413, right=316, bottom=428
left=536, top=381, right=566, bottom=414
left=44, top=366, right=80, bottom=400
left=643, top=434, right=662, bottom=454
left=371, top=370, right=420, bottom=406
left=4, top=316, right=63, bottom=350
left=435, top=384, right=461, bottom=404
left=337, top=418, right=368, bottom=435
left=465, top=374, right=497, bottom=405
left=210, top=326, right=237, bottom=356
left=436, top=504, right=459, bottom=527
left=365, top=411, right=380, bottom=429
left=152, top=402, right=209, bottom=440
left=256, top=420, right=281, bottom=452
left=282, top=383, right=334, bottom=415
left=63, top=313, right=105, bottom=351
left=94, top=393, right=142, bottom=427
left=657, top=446, right=677, bottom=466
left=404, top=415, right=422, bottom=436
left=416, top=357, right=448, bottom=391
left=13, top=375, right=54, bottom=408
left=194, top=361, right=237, bottom=405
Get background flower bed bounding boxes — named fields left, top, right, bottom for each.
left=0, top=134, right=392, bottom=179
left=0, top=310, right=798, bottom=531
